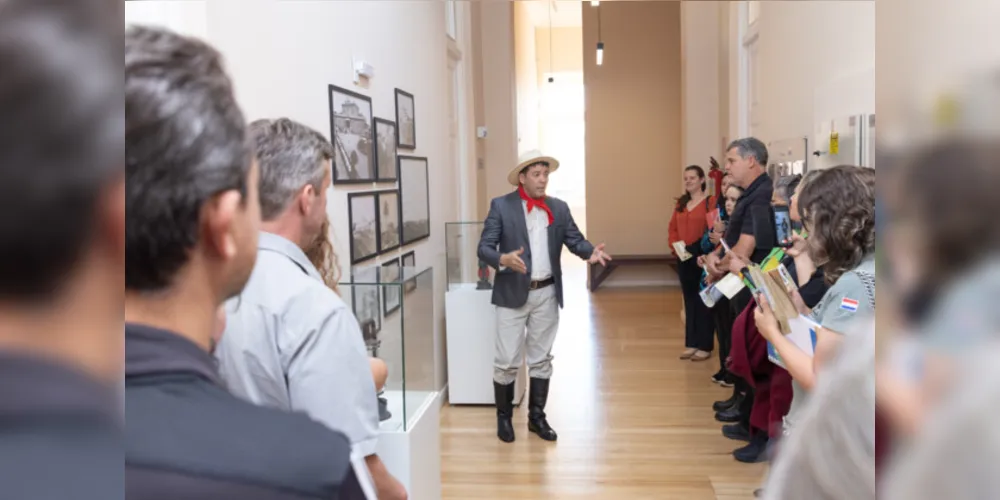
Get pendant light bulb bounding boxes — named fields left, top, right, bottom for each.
left=596, top=41, right=604, bottom=66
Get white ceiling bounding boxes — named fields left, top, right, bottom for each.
left=524, top=0, right=584, bottom=28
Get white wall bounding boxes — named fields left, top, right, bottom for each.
left=127, top=0, right=462, bottom=393
left=124, top=0, right=207, bottom=38
left=478, top=2, right=520, bottom=204
left=876, top=0, right=1000, bottom=136
left=726, top=1, right=875, bottom=146
left=514, top=1, right=540, bottom=154
left=681, top=1, right=722, bottom=167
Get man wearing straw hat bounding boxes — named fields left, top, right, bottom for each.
left=478, top=150, right=612, bottom=443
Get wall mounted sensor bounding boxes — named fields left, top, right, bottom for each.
left=353, top=59, right=375, bottom=83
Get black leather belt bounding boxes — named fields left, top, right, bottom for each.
left=530, top=277, right=555, bottom=290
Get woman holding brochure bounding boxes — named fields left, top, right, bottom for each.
left=753, top=165, right=876, bottom=437
left=670, top=165, right=716, bottom=361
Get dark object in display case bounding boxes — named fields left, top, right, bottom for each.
left=360, top=318, right=380, bottom=357
left=378, top=391, right=392, bottom=422
left=476, top=260, right=493, bottom=290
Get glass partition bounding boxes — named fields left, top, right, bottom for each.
left=445, top=222, right=494, bottom=292
left=340, top=263, right=435, bottom=432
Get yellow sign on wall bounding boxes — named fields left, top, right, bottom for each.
left=829, top=132, right=840, bottom=155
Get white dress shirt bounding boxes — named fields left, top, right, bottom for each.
left=524, top=200, right=553, bottom=281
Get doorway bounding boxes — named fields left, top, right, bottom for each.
left=540, top=71, right=587, bottom=235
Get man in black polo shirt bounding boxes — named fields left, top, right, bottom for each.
left=125, top=25, right=371, bottom=499
left=704, top=138, right=775, bottom=430
left=0, top=2, right=123, bottom=499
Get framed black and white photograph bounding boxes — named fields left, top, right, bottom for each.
left=375, top=190, right=400, bottom=254
left=381, top=259, right=401, bottom=317
left=398, top=156, right=430, bottom=245
left=374, top=118, right=398, bottom=182
left=394, top=89, right=416, bottom=150
left=348, top=192, right=378, bottom=265
left=352, top=284, right=381, bottom=342
left=328, top=85, right=375, bottom=184
left=401, top=251, right=416, bottom=294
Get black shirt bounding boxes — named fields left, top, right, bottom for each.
left=724, top=173, right=776, bottom=264
left=125, top=323, right=367, bottom=500
left=783, top=256, right=829, bottom=308
left=0, top=353, right=121, bottom=500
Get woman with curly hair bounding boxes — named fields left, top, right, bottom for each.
left=754, top=165, right=876, bottom=436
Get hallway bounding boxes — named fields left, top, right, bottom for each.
left=440, top=258, right=766, bottom=499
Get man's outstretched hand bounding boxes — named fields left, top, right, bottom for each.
left=499, top=247, right=528, bottom=274
left=588, top=243, right=612, bottom=266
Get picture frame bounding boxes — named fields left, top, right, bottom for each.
left=328, top=85, right=375, bottom=184
left=398, top=155, right=430, bottom=245
left=351, top=283, right=381, bottom=342
left=401, top=251, right=416, bottom=294
left=394, top=88, right=416, bottom=150
left=347, top=192, right=379, bottom=265
left=381, top=258, right=401, bottom=317
left=375, top=190, right=401, bottom=254
left=374, top=118, right=398, bottom=182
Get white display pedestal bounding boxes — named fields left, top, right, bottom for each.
left=445, top=286, right=527, bottom=405
left=376, top=390, right=440, bottom=500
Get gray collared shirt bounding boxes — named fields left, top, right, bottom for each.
left=214, top=232, right=379, bottom=457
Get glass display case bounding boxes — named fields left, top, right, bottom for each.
left=767, top=136, right=809, bottom=177
left=445, top=222, right=494, bottom=292
left=339, top=263, right=435, bottom=433
left=444, top=221, right=528, bottom=405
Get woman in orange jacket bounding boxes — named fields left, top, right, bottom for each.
left=670, top=165, right=716, bottom=361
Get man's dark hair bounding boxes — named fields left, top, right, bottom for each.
left=250, top=118, right=334, bottom=221
left=0, top=0, right=123, bottom=301
left=125, top=25, right=252, bottom=292
left=728, top=137, right=770, bottom=167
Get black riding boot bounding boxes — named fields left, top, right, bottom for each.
left=494, top=381, right=515, bottom=443
left=527, top=378, right=558, bottom=442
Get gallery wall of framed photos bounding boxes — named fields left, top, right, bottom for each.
left=335, top=83, right=433, bottom=269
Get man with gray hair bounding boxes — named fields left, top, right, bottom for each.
left=215, top=118, right=407, bottom=500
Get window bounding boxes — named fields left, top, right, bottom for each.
left=747, top=1, right=760, bottom=27
left=446, top=1, right=458, bottom=41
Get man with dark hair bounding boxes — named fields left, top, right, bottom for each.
left=0, top=1, right=123, bottom=498
left=124, top=25, right=370, bottom=499
left=216, top=118, right=406, bottom=500
left=704, top=137, right=776, bottom=462
left=478, top=150, right=612, bottom=444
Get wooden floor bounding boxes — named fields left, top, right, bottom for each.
left=440, top=257, right=767, bottom=499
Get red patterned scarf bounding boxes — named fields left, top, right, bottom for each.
left=518, top=185, right=554, bottom=225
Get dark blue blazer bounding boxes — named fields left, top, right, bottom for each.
left=477, top=191, right=594, bottom=309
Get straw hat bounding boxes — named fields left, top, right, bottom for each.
left=507, top=150, right=560, bottom=186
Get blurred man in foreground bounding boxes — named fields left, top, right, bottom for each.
left=124, top=25, right=371, bottom=498
left=0, top=1, right=123, bottom=498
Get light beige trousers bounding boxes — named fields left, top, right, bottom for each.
left=493, top=286, right=560, bottom=385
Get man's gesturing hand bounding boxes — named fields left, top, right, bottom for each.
left=500, top=247, right=528, bottom=274
left=588, top=243, right=612, bottom=266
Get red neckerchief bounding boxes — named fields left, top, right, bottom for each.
left=518, top=185, right=554, bottom=225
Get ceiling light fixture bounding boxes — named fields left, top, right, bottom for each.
left=596, top=3, right=604, bottom=66
left=591, top=1, right=600, bottom=6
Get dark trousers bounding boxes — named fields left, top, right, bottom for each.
left=678, top=258, right=714, bottom=352
left=730, top=289, right=755, bottom=425
left=713, top=296, right=735, bottom=373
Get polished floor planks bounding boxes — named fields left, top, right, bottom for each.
left=440, top=258, right=766, bottom=499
